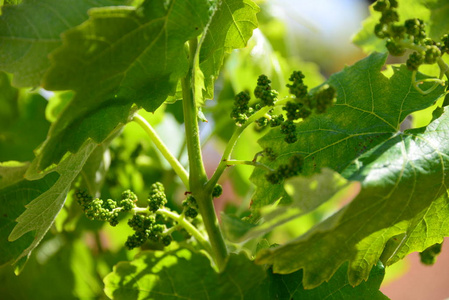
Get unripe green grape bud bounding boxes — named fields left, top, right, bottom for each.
left=162, top=235, right=173, bottom=246
left=121, top=189, right=138, bottom=202
left=284, top=134, right=297, bottom=144
left=390, top=25, right=405, bottom=39
left=109, top=212, right=119, bottom=227
left=380, top=9, right=399, bottom=24
left=256, top=117, right=269, bottom=128
left=212, top=184, right=223, bottom=198
left=269, top=114, right=284, bottom=127
left=389, top=0, right=398, bottom=8
left=185, top=207, right=198, bottom=218
left=374, top=23, right=389, bottom=39
left=257, top=74, right=271, bottom=86
left=386, top=39, right=405, bottom=56
left=441, top=34, right=449, bottom=53
left=103, top=199, right=117, bottom=211
left=424, top=45, right=441, bottom=64
left=406, top=52, right=424, bottom=71
left=264, top=147, right=277, bottom=161
left=373, top=0, right=388, bottom=12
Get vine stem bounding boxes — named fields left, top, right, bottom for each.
left=206, top=97, right=292, bottom=191
left=399, top=40, right=449, bottom=82
left=412, top=70, right=446, bottom=95
left=182, top=38, right=228, bottom=270
left=158, top=209, right=213, bottom=254
left=133, top=114, right=190, bottom=190
left=225, top=159, right=274, bottom=172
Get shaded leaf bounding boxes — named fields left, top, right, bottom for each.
left=0, top=237, right=103, bottom=299
left=7, top=140, right=98, bottom=263
left=221, top=213, right=256, bottom=242
left=257, top=108, right=449, bottom=288
left=0, top=0, right=123, bottom=87
left=250, top=52, right=444, bottom=209
left=104, top=248, right=266, bottom=300
left=36, top=0, right=213, bottom=170
left=243, top=169, right=361, bottom=241
left=0, top=72, right=50, bottom=162
left=0, top=71, right=18, bottom=130
left=0, top=165, right=58, bottom=266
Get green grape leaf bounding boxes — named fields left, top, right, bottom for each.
left=0, top=164, right=58, bottom=266
left=7, top=140, right=98, bottom=263
left=1, top=0, right=23, bottom=6
left=35, top=0, right=213, bottom=171
left=0, top=237, right=102, bottom=299
left=250, top=52, right=444, bottom=209
left=0, top=161, right=28, bottom=189
left=199, top=0, right=259, bottom=100
left=221, top=213, right=256, bottom=242
left=243, top=169, right=361, bottom=241
left=250, top=262, right=388, bottom=300
left=257, top=108, right=449, bottom=288
left=0, top=72, right=18, bottom=131
left=45, top=91, right=73, bottom=123
left=0, top=0, right=123, bottom=87
left=0, top=72, right=50, bottom=162
left=354, top=0, right=449, bottom=53
left=104, top=248, right=266, bottom=300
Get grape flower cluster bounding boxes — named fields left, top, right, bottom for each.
left=229, top=72, right=336, bottom=185
left=75, top=189, right=137, bottom=227
left=231, top=73, right=336, bottom=144
left=265, top=154, right=305, bottom=185
left=75, top=181, right=202, bottom=250
left=373, top=0, right=449, bottom=71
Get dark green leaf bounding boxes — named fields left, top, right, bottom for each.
left=0, top=72, right=50, bottom=162
left=257, top=108, right=449, bottom=288
left=0, top=237, right=103, bottom=299
left=0, top=165, right=58, bottom=265
left=221, top=213, right=256, bottom=242
left=0, top=161, right=28, bottom=189
left=0, top=0, right=123, bottom=87
left=36, top=0, right=213, bottom=170
left=104, top=248, right=266, bottom=300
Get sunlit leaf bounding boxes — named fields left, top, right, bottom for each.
left=199, top=0, right=259, bottom=100
left=257, top=108, right=449, bottom=288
